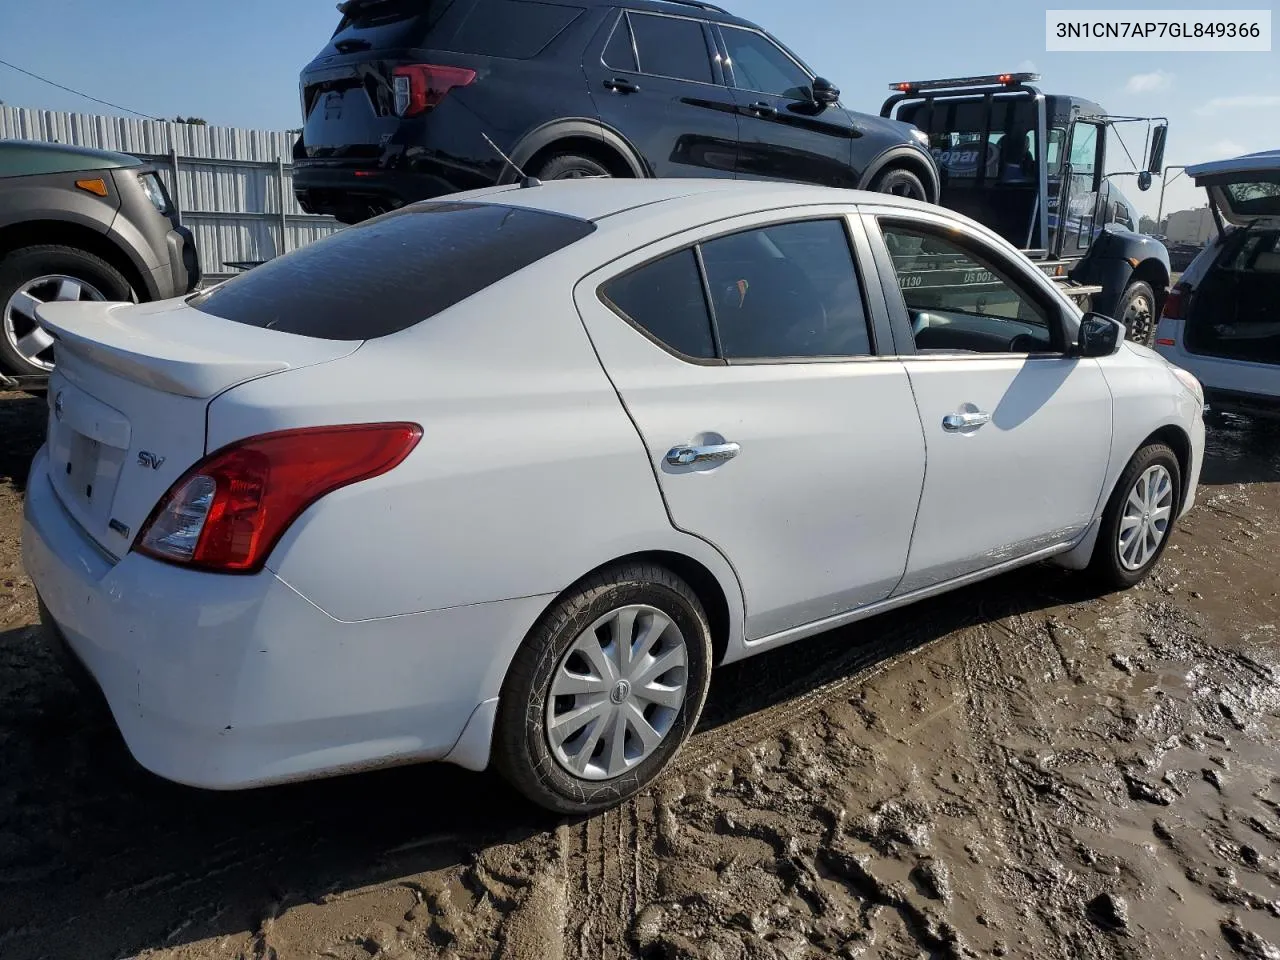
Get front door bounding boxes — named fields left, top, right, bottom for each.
left=867, top=212, right=1114, bottom=593
left=575, top=211, right=926, bottom=641
left=712, top=24, right=860, bottom=188
left=1061, top=120, right=1103, bottom=255
left=584, top=9, right=739, bottom=178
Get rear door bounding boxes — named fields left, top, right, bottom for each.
left=575, top=207, right=926, bottom=642
left=583, top=8, right=739, bottom=178
left=865, top=207, right=1113, bottom=592
left=713, top=24, right=859, bottom=188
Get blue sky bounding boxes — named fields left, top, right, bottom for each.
left=2, top=0, right=1276, bottom=217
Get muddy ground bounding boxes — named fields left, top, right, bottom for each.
left=1, top=389, right=1279, bottom=960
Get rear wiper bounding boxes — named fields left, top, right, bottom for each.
left=335, top=37, right=372, bottom=53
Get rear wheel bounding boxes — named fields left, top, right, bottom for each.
left=534, top=153, right=613, bottom=181
left=1088, top=442, right=1181, bottom=589
left=1117, top=280, right=1156, bottom=346
left=870, top=166, right=929, bottom=202
left=493, top=562, right=713, bottom=815
left=0, top=245, right=132, bottom=376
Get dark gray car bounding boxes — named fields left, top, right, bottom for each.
left=0, top=140, right=200, bottom=381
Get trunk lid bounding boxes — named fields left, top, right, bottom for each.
left=35, top=299, right=358, bottom=558
left=1188, top=150, right=1280, bottom=230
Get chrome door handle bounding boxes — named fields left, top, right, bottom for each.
left=665, top=442, right=741, bottom=467
left=942, top=411, right=991, bottom=432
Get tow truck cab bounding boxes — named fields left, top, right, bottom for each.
left=881, top=73, right=1171, bottom=344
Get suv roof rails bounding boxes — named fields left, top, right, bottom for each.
left=652, top=0, right=731, bottom=14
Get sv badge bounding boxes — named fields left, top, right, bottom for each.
left=137, top=451, right=166, bottom=470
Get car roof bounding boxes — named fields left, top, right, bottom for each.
left=464, top=178, right=936, bottom=223
left=588, top=0, right=754, bottom=27
left=1187, top=149, right=1280, bottom=179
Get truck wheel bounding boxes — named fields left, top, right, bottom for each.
left=870, top=166, right=929, bottom=202
left=1117, top=281, right=1156, bottom=347
left=535, top=154, right=613, bottom=180
left=0, top=245, right=133, bottom=376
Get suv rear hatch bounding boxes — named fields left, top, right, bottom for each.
left=1181, top=152, right=1280, bottom=365
left=34, top=299, right=358, bottom=559
left=300, top=0, right=586, bottom=161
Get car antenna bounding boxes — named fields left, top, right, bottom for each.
left=482, top=133, right=541, bottom=188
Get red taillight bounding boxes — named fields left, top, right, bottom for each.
left=1161, top=286, right=1186, bottom=320
left=392, top=64, right=476, bottom=117
left=135, top=423, right=422, bottom=574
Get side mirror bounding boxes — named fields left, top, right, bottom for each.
left=1147, top=124, right=1168, bottom=175
left=1137, top=170, right=1153, bottom=191
left=1076, top=312, right=1124, bottom=357
left=812, top=77, right=840, bottom=105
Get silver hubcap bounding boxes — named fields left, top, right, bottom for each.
left=1122, top=293, right=1154, bottom=344
left=545, top=604, right=688, bottom=781
left=3, top=274, right=106, bottom=370
left=1118, top=464, right=1174, bottom=570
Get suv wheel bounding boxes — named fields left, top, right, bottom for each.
left=870, top=166, right=929, bottom=202
left=493, top=562, right=713, bottom=815
left=535, top=153, right=613, bottom=181
left=1117, top=281, right=1156, bottom=346
left=0, top=245, right=133, bottom=376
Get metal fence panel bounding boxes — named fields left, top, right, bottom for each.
left=0, top=106, right=341, bottom=281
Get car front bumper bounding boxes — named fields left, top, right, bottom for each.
left=22, top=446, right=548, bottom=789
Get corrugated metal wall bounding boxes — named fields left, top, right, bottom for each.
left=1, top=106, right=342, bottom=281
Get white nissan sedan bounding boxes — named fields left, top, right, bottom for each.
left=23, top=179, right=1205, bottom=814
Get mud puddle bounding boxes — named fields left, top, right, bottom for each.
left=0, top=394, right=1278, bottom=959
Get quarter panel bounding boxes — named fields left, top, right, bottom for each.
left=209, top=255, right=744, bottom=633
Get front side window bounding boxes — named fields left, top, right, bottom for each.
left=720, top=27, right=810, bottom=100
left=879, top=221, right=1058, bottom=354
left=627, top=13, right=713, bottom=84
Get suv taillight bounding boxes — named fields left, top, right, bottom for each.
left=1161, top=285, right=1187, bottom=320
left=135, top=423, right=422, bottom=574
left=392, top=64, right=476, bottom=117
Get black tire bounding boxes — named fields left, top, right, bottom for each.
left=493, top=562, right=713, bottom=815
left=1116, top=280, right=1156, bottom=347
left=870, top=166, right=929, bottom=202
left=1088, top=442, right=1182, bottom=590
left=534, top=153, right=613, bottom=181
left=0, top=245, right=133, bottom=376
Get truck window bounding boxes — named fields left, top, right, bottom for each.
left=1068, top=124, right=1098, bottom=176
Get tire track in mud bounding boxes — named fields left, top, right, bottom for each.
left=564, top=797, right=642, bottom=960
left=955, top=603, right=1119, bottom=960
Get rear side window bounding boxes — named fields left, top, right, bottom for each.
left=602, top=13, right=638, bottom=72
left=602, top=249, right=716, bottom=359
left=190, top=203, right=595, bottom=340
left=451, top=0, right=584, bottom=58
left=628, top=13, right=713, bottom=84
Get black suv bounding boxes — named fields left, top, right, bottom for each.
left=294, top=0, right=939, bottom=224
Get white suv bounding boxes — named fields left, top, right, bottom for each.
left=1155, top=150, right=1280, bottom=419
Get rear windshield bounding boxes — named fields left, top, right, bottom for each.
left=1220, top=176, right=1280, bottom=219
left=900, top=98, right=1041, bottom=184
left=189, top=202, right=595, bottom=340
left=332, top=0, right=584, bottom=57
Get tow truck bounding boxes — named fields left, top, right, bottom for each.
left=881, top=72, right=1170, bottom=344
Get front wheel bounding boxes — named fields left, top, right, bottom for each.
left=1117, top=280, right=1156, bottom=346
left=1089, top=442, right=1182, bottom=589
left=493, top=563, right=713, bottom=815
left=0, top=245, right=132, bottom=376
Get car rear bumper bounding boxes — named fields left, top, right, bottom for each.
left=22, top=445, right=547, bottom=789
left=293, top=161, right=483, bottom=220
